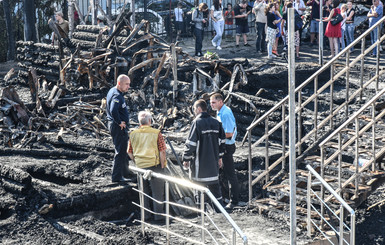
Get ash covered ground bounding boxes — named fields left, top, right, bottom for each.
left=1, top=37, right=385, bottom=245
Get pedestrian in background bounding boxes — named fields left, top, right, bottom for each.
left=224, top=3, right=235, bottom=38
left=345, top=0, right=355, bottom=52
left=273, top=1, right=283, bottom=57
left=307, top=0, right=320, bottom=47
left=253, top=0, right=267, bottom=54
left=234, top=0, right=251, bottom=47
left=265, top=3, right=282, bottom=59
left=175, top=2, right=184, bottom=41
left=367, top=0, right=383, bottom=57
left=340, top=4, right=347, bottom=52
left=183, top=99, right=226, bottom=210
left=211, top=0, right=225, bottom=50
left=128, top=111, right=167, bottom=221
left=210, top=93, right=240, bottom=210
left=293, top=0, right=306, bottom=43
left=323, top=0, right=342, bottom=58
left=106, top=75, right=132, bottom=183
left=192, top=3, right=209, bottom=57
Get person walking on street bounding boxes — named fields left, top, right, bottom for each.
left=224, top=3, right=235, bottom=37
left=106, top=75, right=132, bottom=183
left=253, top=0, right=267, bottom=54
left=234, top=0, right=251, bottom=47
left=193, top=3, right=209, bottom=57
left=367, top=0, right=383, bottom=56
left=183, top=99, right=226, bottom=209
left=210, top=93, right=240, bottom=210
left=128, top=111, right=167, bottom=221
left=211, top=0, right=225, bottom=50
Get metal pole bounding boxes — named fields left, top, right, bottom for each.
left=307, top=172, right=312, bottom=237
left=139, top=175, right=145, bottom=235
left=248, top=130, right=253, bottom=203
left=339, top=205, right=344, bottom=245
left=166, top=181, right=170, bottom=245
left=319, top=0, right=324, bottom=65
left=265, top=118, right=269, bottom=183
left=288, top=8, right=297, bottom=245
left=201, top=191, right=205, bottom=243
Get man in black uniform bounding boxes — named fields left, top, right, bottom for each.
left=106, top=74, right=131, bottom=182
left=183, top=99, right=226, bottom=207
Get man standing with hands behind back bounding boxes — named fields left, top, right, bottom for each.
left=210, top=93, right=240, bottom=210
left=106, top=75, right=131, bottom=183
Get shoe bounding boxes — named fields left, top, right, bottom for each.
left=225, top=202, right=237, bottom=210
left=296, top=56, right=301, bottom=60
left=371, top=53, right=376, bottom=57
left=216, top=46, right=222, bottom=50
left=272, top=50, right=281, bottom=57
left=212, top=40, right=216, bottom=47
left=112, top=177, right=133, bottom=183
left=199, top=52, right=204, bottom=57
left=236, top=44, right=239, bottom=48
left=283, top=46, right=287, bottom=51
left=244, top=43, right=250, bottom=46
left=257, top=50, right=262, bottom=54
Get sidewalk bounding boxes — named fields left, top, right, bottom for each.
left=175, top=32, right=381, bottom=67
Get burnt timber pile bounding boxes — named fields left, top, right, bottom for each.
left=5, top=9, right=385, bottom=244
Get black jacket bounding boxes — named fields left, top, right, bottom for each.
left=183, top=112, right=226, bottom=183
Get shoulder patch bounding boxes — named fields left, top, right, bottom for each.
left=113, top=99, right=120, bottom=103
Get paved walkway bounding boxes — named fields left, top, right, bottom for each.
left=174, top=32, right=380, bottom=67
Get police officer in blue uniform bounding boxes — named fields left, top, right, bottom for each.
left=106, top=74, right=131, bottom=182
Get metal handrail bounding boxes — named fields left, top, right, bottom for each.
left=307, top=165, right=355, bottom=245
left=129, top=165, right=248, bottom=245
left=318, top=86, right=385, bottom=203
left=319, top=87, right=385, bottom=147
left=247, top=15, right=385, bottom=201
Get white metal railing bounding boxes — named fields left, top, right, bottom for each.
left=129, top=166, right=248, bottom=245
left=247, top=15, right=385, bottom=202
left=307, top=165, right=355, bottom=245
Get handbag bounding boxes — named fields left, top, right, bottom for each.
left=331, top=13, right=343, bottom=26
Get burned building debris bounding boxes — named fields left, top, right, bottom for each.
left=2, top=7, right=385, bottom=244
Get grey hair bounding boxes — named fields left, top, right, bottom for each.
left=55, top=11, right=64, bottom=17
left=138, top=111, right=152, bottom=125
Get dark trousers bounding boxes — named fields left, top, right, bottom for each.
left=222, top=144, right=240, bottom=204
left=140, top=165, right=165, bottom=221
left=108, top=121, right=130, bottom=181
left=256, top=22, right=266, bottom=52
left=195, top=28, right=204, bottom=55
left=195, top=180, right=223, bottom=212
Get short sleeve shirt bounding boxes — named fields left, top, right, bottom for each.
left=217, top=104, right=237, bottom=145
left=234, top=4, right=248, bottom=26
left=369, top=5, right=383, bottom=27
left=174, top=8, right=184, bottom=22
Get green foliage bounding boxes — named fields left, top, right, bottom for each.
left=203, top=51, right=219, bottom=60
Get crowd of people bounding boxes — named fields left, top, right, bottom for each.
left=106, top=75, right=241, bottom=221
left=183, top=0, right=384, bottom=59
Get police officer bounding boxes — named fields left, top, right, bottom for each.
left=106, top=74, right=131, bottom=182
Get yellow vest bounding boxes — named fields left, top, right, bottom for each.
left=130, top=125, right=160, bottom=169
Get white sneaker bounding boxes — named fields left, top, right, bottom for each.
left=212, top=40, right=216, bottom=47
left=216, top=46, right=222, bottom=50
